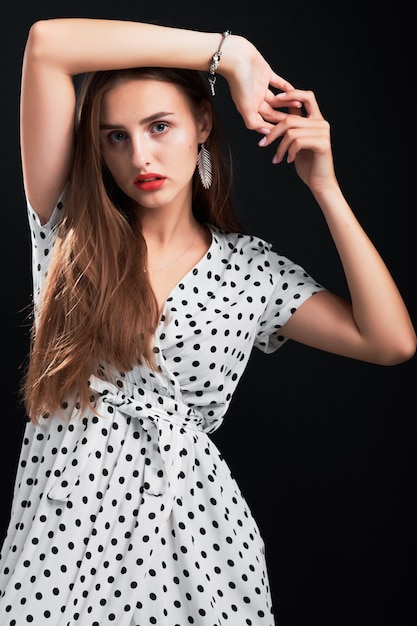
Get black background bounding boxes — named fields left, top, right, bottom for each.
left=1, top=2, right=415, bottom=625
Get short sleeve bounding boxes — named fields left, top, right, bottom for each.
left=26, top=190, right=66, bottom=314
left=254, top=243, right=326, bottom=353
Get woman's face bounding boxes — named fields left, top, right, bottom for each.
left=99, top=78, right=211, bottom=214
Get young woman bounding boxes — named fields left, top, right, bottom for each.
left=0, top=17, right=415, bottom=626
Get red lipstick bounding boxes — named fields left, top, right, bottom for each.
left=134, top=173, right=166, bottom=191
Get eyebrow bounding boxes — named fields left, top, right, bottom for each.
left=99, top=111, right=174, bottom=130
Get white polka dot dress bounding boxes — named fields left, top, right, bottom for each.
left=0, top=195, right=326, bottom=625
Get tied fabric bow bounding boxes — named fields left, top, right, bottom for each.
left=47, top=375, right=206, bottom=520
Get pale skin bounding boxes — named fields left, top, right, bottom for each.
left=21, top=18, right=416, bottom=365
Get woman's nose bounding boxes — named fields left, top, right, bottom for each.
left=131, top=135, right=152, bottom=169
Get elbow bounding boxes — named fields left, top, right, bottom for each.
left=375, top=336, right=417, bottom=366
left=25, top=20, right=58, bottom=63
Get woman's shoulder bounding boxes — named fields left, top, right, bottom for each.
left=26, top=188, right=66, bottom=234
left=208, top=224, right=324, bottom=288
left=210, top=225, right=273, bottom=250
left=209, top=224, right=278, bottom=261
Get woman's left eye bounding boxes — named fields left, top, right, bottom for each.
left=151, top=122, right=168, bottom=134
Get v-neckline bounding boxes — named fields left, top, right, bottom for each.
left=156, top=225, right=217, bottom=321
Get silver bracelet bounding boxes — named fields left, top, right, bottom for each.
left=208, top=30, right=231, bottom=96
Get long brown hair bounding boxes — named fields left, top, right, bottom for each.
left=23, top=67, right=244, bottom=422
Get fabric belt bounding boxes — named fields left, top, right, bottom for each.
left=47, top=374, right=206, bottom=520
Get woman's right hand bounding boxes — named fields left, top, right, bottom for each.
left=218, top=35, right=300, bottom=132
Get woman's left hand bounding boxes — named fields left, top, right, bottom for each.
left=258, top=88, right=337, bottom=193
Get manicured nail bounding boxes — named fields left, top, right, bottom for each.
left=258, top=136, right=267, bottom=147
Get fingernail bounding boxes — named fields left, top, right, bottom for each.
left=258, top=137, right=267, bottom=147
left=272, top=155, right=279, bottom=164
left=259, top=127, right=270, bottom=134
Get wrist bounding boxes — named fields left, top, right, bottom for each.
left=215, top=34, right=252, bottom=81
left=207, top=30, right=231, bottom=95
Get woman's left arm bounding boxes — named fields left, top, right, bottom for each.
left=258, top=88, right=416, bottom=365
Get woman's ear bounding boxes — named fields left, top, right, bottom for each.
left=197, top=102, right=213, bottom=144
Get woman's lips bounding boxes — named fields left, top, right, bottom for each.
left=134, top=173, right=166, bottom=191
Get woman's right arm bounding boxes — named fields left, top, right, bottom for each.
left=21, top=18, right=293, bottom=223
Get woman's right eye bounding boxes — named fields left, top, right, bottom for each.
left=108, top=131, right=127, bottom=143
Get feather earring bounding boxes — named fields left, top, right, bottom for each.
left=197, top=143, right=213, bottom=189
